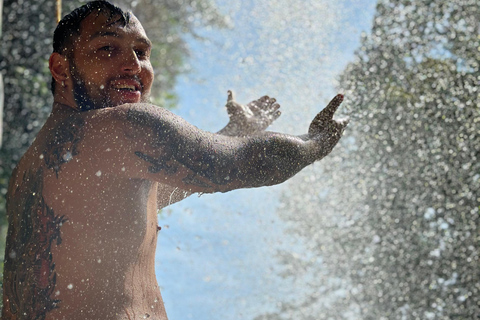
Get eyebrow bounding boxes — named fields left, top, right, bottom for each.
left=89, top=31, right=152, bottom=47
left=90, top=31, right=119, bottom=40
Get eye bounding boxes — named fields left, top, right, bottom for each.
left=99, top=46, right=115, bottom=52
left=135, top=48, right=150, bottom=59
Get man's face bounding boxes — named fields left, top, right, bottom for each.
left=68, top=11, right=154, bottom=110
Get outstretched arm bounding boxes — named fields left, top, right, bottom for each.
left=85, top=94, right=348, bottom=194
left=124, top=107, right=310, bottom=193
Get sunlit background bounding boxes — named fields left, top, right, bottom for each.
left=1, top=0, right=478, bottom=319
left=156, top=1, right=377, bottom=319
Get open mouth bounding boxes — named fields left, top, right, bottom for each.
left=113, top=84, right=139, bottom=92
left=108, top=79, right=143, bottom=104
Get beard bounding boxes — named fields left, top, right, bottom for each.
left=71, top=74, right=99, bottom=111
left=69, top=59, right=150, bottom=111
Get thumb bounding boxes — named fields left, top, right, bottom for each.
left=227, top=90, right=234, bottom=103
left=225, top=90, right=242, bottom=116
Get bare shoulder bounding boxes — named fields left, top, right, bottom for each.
left=44, top=104, right=192, bottom=183
left=83, top=103, right=177, bottom=124
left=74, top=103, right=188, bottom=145
left=75, top=104, right=242, bottom=191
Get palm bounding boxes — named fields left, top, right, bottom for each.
left=308, top=94, right=349, bottom=159
left=224, top=90, right=281, bottom=136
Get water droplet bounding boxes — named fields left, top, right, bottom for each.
left=424, top=207, right=435, bottom=220
left=62, top=151, right=73, bottom=162
left=96, top=170, right=102, bottom=177
left=67, top=284, right=73, bottom=289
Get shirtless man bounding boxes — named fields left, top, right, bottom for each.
left=2, top=1, right=348, bottom=319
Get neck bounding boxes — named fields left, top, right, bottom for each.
left=52, top=101, right=80, bottom=114
left=52, top=83, right=78, bottom=111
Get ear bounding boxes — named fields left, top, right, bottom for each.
left=49, top=52, right=70, bottom=84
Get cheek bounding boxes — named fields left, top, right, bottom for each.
left=142, top=64, right=154, bottom=87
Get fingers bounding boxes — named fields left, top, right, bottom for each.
left=227, top=90, right=234, bottom=103
left=255, top=95, right=274, bottom=104
left=246, top=95, right=279, bottom=110
left=259, top=95, right=269, bottom=103
left=335, top=118, right=349, bottom=137
left=259, top=97, right=281, bottom=122
left=309, top=114, right=349, bottom=139
left=225, top=90, right=243, bottom=116
left=269, top=102, right=280, bottom=111
left=258, top=96, right=279, bottom=110
left=321, top=94, right=344, bottom=120
left=310, top=94, right=344, bottom=127
left=268, top=101, right=281, bottom=120
left=272, top=109, right=281, bottom=121
left=308, top=118, right=349, bottom=141
left=226, top=91, right=282, bottom=122
left=336, top=117, right=349, bottom=129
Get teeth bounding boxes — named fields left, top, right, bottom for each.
left=114, top=84, right=136, bottom=91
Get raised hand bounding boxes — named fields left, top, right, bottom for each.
left=219, top=90, right=281, bottom=136
left=308, top=94, right=349, bottom=160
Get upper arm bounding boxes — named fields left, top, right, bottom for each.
left=80, top=104, right=250, bottom=193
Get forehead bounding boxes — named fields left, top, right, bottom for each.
left=76, top=11, right=150, bottom=45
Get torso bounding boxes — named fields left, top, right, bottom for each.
left=2, top=110, right=168, bottom=320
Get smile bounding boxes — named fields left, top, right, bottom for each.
left=114, top=84, right=137, bottom=92
left=111, top=79, right=141, bottom=92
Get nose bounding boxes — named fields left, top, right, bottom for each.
left=121, top=50, right=141, bottom=74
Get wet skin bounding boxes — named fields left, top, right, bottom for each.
left=66, top=11, right=154, bottom=109
left=2, top=9, right=348, bottom=320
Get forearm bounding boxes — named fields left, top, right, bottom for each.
left=160, top=114, right=262, bottom=199
left=171, top=132, right=317, bottom=191
left=124, top=104, right=319, bottom=193
left=236, top=134, right=317, bottom=187
left=156, top=126, right=269, bottom=201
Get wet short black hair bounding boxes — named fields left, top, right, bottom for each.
left=51, top=1, right=131, bottom=94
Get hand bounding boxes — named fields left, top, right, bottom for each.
left=308, top=94, right=349, bottom=159
left=223, top=90, right=281, bottom=136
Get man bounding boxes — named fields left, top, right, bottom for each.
left=2, top=1, right=348, bottom=319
